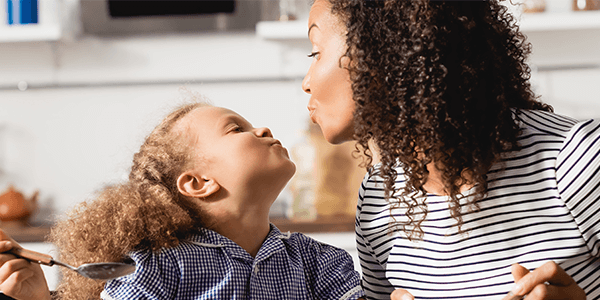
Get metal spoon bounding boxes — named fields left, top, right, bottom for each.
left=10, top=247, right=135, bottom=280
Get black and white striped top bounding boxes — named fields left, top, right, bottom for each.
left=356, top=109, right=600, bottom=300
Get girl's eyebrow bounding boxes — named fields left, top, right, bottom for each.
left=220, top=114, right=250, bottom=129
left=220, top=115, right=237, bottom=127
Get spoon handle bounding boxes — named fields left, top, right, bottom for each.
left=10, top=248, right=54, bottom=266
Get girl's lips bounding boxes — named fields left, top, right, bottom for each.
left=271, top=140, right=290, bottom=157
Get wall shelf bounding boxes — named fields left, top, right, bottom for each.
left=0, top=224, right=51, bottom=243
left=0, top=24, right=61, bottom=43
left=271, top=215, right=355, bottom=233
left=256, top=20, right=308, bottom=40
left=0, top=0, right=76, bottom=43
left=255, top=11, right=600, bottom=40
left=519, top=11, right=600, bottom=32
left=0, top=215, right=354, bottom=244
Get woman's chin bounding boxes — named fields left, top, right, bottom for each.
left=324, top=130, right=354, bottom=145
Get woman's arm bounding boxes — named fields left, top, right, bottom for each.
left=0, top=229, right=51, bottom=300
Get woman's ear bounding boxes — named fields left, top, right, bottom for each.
left=177, top=171, right=220, bottom=199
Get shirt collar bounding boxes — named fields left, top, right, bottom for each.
left=185, top=224, right=291, bottom=261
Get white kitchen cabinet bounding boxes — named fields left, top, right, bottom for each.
left=256, top=10, right=600, bottom=40
left=0, top=0, right=79, bottom=43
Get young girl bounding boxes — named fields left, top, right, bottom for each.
left=0, top=101, right=365, bottom=300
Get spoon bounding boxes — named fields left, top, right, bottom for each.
left=10, top=247, right=136, bottom=280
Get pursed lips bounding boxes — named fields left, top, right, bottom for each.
left=270, top=139, right=290, bottom=157
left=308, top=107, right=317, bottom=124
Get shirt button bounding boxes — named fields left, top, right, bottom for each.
left=253, top=265, right=259, bottom=275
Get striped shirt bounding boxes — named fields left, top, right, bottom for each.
left=356, top=109, right=600, bottom=299
left=101, top=225, right=364, bottom=300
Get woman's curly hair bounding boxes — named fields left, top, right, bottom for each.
left=328, top=0, right=553, bottom=240
left=49, top=102, right=209, bottom=299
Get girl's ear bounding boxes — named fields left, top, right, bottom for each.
left=177, top=171, right=220, bottom=198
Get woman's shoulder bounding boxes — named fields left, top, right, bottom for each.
left=512, top=108, right=580, bottom=139
left=359, top=162, right=407, bottom=199
left=510, top=108, right=600, bottom=155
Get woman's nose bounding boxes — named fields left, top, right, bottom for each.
left=302, top=72, right=311, bottom=94
left=255, top=127, right=273, bottom=138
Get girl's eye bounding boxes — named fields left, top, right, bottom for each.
left=229, top=125, right=243, bottom=133
left=307, top=51, right=320, bottom=59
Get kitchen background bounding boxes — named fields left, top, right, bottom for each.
left=0, top=0, right=599, bottom=290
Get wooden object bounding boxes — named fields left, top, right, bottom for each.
left=523, top=0, right=546, bottom=13
left=309, top=123, right=366, bottom=217
left=10, top=247, right=53, bottom=265
left=272, top=214, right=355, bottom=233
left=573, top=0, right=600, bottom=10
left=0, top=224, right=51, bottom=243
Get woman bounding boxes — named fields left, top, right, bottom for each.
left=1, top=0, right=598, bottom=299
left=302, top=0, right=597, bottom=299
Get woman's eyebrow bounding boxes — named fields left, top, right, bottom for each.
left=308, top=23, right=318, bottom=37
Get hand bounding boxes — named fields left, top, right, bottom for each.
left=0, top=229, right=51, bottom=300
left=391, top=288, right=414, bottom=300
left=502, top=262, right=586, bottom=300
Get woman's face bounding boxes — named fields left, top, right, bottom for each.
left=302, top=0, right=355, bottom=145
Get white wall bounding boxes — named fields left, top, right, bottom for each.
left=0, top=19, right=599, bottom=226
left=1, top=4, right=599, bottom=291
left=526, top=28, right=600, bottom=120
left=0, top=33, right=313, bottom=223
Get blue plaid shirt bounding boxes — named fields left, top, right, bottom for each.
left=100, top=225, right=364, bottom=300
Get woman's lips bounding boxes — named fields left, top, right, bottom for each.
left=308, top=108, right=317, bottom=124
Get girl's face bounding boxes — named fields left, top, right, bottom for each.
left=302, top=0, right=355, bottom=145
left=179, top=107, right=296, bottom=194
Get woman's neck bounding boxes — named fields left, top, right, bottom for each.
left=369, top=140, right=474, bottom=196
left=423, top=162, right=474, bottom=196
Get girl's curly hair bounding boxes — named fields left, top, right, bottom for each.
left=49, top=102, right=209, bottom=299
left=328, top=0, right=552, bottom=240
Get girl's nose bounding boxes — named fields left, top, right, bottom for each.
left=255, top=127, right=273, bottom=138
left=302, top=72, right=311, bottom=94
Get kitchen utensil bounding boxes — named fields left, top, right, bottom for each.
left=10, top=247, right=135, bottom=280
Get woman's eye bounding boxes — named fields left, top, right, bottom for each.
left=307, top=51, right=320, bottom=59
